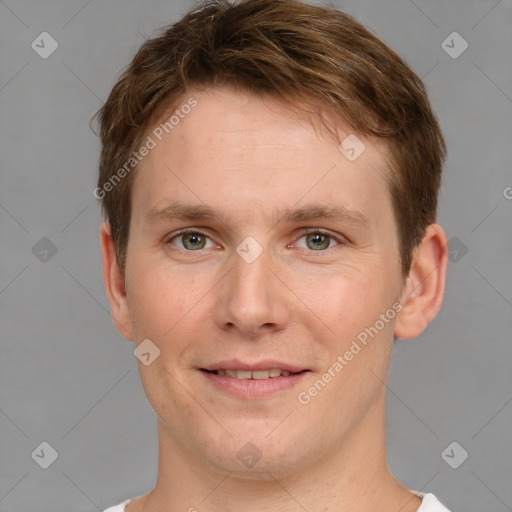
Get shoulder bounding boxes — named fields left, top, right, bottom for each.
left=411, top=490, right=453, bottom=512
left=102, top=498, right=134, bottom=512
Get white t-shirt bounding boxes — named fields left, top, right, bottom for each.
left=103, top=490, right=452, bottom=511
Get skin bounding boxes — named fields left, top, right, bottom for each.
left=101, top=87, right=448, bottom=512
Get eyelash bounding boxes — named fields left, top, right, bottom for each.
left=165, top=228, right=345, bottom=252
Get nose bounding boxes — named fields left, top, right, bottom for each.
left=212, top=247, right=290, bottom=337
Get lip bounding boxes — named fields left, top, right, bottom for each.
left=201, top=359, right=308, bottom=373
left=200, top=368, right=310, bottom=398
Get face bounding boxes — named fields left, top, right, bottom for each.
left=116, top=87, right=407, bottom=477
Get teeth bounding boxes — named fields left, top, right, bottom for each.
left=252, top=370, right=270, bottom=380
left=213, top=368, right=295, bottom=379
left=236, top=370, right=252, bottom=379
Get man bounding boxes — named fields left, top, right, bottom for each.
left=96, top=0, right=452, bottom=510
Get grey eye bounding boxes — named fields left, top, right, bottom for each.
left=293, top=231, right=340, bottom=251
left=169, top=232, right=214, bottom=250
left=182, top=233, right=206, bottom=250
left=305, top=233, right=332, bottom=250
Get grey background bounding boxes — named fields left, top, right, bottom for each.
left=1, top=0, right=511, bottom=511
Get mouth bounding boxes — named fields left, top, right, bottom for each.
left=201, top=368, right=307, bottom=379
left=199, top=362, right=310, bottom=398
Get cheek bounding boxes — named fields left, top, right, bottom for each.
left=125, top=260, right=218, bottom=382
left=301, top=270, right=386, bottom=336
left=298, top=266, right=399, bottom=383
left=126, top=258, right=201, bottom=338
left=138, top=364, right=199, bottom=442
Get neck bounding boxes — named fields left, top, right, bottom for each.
left=130, top=391, right=421, bottom=512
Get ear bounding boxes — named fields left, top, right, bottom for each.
left=394, top=224, right=448, bottom=339
left=100, top=222, right=134, bottom=341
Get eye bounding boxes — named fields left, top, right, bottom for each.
left=294, top=230, right=340, bottom=251
left=167, top=230, right=215, bottom=251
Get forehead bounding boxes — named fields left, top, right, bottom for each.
left=149, top=88, right=375, bottom=161
left=131, top=87, right=393, bottom=229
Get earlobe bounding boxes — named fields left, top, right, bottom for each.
left=394, top=224, right=448, bottom=339
left=99, top=222, right=134, bottom=341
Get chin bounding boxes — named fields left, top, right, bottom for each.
left=194, top=425, right=314, bottom=480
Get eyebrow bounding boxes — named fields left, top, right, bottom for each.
left=143, top=201, right=371, bottom=229
left=277, top=204, right=370, bottom=228
left=144, top=202, right=229, bottom=226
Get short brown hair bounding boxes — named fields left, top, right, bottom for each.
left=96, top=0, right=446, bottom=276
